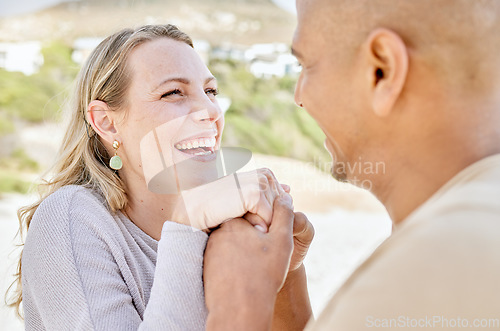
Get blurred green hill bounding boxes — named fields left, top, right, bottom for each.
left=0, top=42, right=77, bottom=128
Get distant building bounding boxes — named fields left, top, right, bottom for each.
left=211, top=43, right=248, bottom=63
left=244, top=43, right=288, bottom=62
left=249, top=53, right=300, bottom=79
left=211, top=42, right=299, bottom=79
left=71, top=37, right=103, bottom=65
left=0, top=41, right=43, bottom=75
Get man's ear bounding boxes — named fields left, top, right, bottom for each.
left=364, top=28, right=408, bottom=117
left=87, top=100, right=119, bottom=144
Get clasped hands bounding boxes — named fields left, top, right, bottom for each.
left=171, top=168, right=314, bottom=330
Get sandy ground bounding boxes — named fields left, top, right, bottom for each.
left=0, top=194, right=32, bottom=331
left=0, top=154, right=391, bottom=329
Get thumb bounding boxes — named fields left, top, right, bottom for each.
left=293, top=212, right=315, bottom=246
left=268, top=192, right=294, bottom=236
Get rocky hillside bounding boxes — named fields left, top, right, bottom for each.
left=0, top=0, right=296, bottom=45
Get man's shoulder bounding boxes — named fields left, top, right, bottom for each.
left=413, top=155, right=500, bottom=223
left=375, top=213, right=500, bottom=277
left=310, top=212, right=500, bottom=330
left=361, top=207, right=500, bottom=288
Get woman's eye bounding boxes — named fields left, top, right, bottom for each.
left=161, top=89, right=182, bottom=98
left=205, top=88, right=219, bottom=96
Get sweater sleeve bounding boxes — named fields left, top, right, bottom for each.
left=139, top=222, right=208, bottom=330
left=22, top=188, right=104, bottom=330
left=22, top=187, right=208, bottom=331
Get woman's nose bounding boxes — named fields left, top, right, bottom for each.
left=191, top=96, right=222, bottom=123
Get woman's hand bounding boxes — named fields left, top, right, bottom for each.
left=232, top=168, right=284, bottom=229
left=242, top=182, right=290, bottom=232
left=171, top=168, right=286, bottom=231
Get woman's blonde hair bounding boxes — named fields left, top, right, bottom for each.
left=6, top=24, right=193, bottom=318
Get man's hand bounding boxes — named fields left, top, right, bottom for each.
left=204, top=193, right=295, bottom=331
left=289, top=212, right=314, bottom=272
left=272, top=212, right=314, bottom=330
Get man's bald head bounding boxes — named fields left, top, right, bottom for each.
left=293, top=0, right=500, bottom=217
left=297, top=0, right=500, bottom=90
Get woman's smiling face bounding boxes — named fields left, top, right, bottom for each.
left=116, top=37, right=224, bottom=190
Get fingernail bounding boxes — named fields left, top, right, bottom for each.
left=254, top=224, right=267, bottom=233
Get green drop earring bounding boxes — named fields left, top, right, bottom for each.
left=109, top=140, right=123, bottom=170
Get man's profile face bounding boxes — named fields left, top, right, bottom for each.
left=292, top=0, right=366, bottom=182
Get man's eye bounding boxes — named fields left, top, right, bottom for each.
left=161, top=89, right=182, bottom=98
left=205, top=88, right=219, bottom=96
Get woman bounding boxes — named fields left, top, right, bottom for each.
left=8, top=24, right=285, bottom=330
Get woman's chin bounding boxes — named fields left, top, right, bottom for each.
left=172, top=148, right=221, bottom=190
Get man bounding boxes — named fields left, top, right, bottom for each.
left=203, top=0, right=500, bottom=329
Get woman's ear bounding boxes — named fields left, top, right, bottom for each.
left=87, top=100, right=119, bottom=144
left=363, top=28, right=409, bottom=117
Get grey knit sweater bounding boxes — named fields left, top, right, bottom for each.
left=22, top=185, right=209, bottom=330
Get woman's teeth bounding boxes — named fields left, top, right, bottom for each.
left=193, top=150, right=212, bottom=156
left=175, top=137, right=216, bottom=155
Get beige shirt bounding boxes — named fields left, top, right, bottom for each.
left=308, top=154, right=500, bottom=330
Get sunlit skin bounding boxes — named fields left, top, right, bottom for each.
left=87, top=38, right=224, bottom=239
left=292, top=14, right=362, bottom=184
left=292, top=0, right=500, bottom=224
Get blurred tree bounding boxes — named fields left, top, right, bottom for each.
left=0, top=40, right=77, bottom=125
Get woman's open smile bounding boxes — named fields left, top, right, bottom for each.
left=174, top=131, right=218, bottom=161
